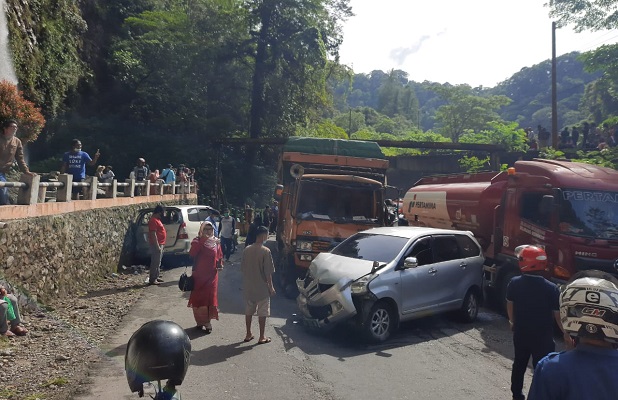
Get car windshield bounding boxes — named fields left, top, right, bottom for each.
left=560, top=189, right=618, bottom=239
left=296, top=180, right=379, bottom=224
left=331, top=233, right=409, bottom=263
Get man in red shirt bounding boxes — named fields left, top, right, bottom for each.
left=148, top=205, right=167, bottom=285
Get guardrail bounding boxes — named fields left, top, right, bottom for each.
left=0, top=174, right=196, bottom=205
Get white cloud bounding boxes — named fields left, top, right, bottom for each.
left=339, top=0, right=618, bottom=87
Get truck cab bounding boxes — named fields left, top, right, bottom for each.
left=275, top=138, right=390, bottom=297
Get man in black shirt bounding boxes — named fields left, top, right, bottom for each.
left=506, top=245, right=570, bottom=400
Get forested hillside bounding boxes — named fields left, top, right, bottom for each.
left=2, top=0, right=617, bottom=207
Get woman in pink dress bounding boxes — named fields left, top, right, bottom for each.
left=188, top=221, right=223, bottom=333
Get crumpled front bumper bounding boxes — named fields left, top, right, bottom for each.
left=296, top=276, right=357, bottom=328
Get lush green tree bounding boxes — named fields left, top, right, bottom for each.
left=432, top=84, right=511, bottom=142
left=548, top=0, right=618, bottom=31
left=332, top=109, right=366, bottom=134
left=459, top=121, right=528, bottom=152
left=8, top=0, right=89, bottom=117
left=578, top=44, right=618, bottom=121
left=247, top=0, right=352, bottom=138
left=296, top=120, right=348, bottom=138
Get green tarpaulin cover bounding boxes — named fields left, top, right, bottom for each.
left=283, top=137, right=385, bottom=159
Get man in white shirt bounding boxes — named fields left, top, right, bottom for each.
left=218, top=209, right=235, bottom=261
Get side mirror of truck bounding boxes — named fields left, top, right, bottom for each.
left=403, top=257, right=418, bottom=269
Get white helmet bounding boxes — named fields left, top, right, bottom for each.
left=560, top=270, right=618, bottom=344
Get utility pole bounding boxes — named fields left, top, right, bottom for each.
left=551, top=21, right=558, bottom=148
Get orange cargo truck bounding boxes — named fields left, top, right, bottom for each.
left=275, top=138, right=390, bottom=297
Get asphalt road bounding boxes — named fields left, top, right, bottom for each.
left=75, top=239, right=568, bottom=400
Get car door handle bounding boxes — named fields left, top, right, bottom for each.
left=428, top=267, right=437, bottom=275
left=460, top=262, right=467, bottom=269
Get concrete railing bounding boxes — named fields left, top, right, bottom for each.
left=0, top=173, right=196, bottom=205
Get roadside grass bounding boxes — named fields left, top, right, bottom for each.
left=24, top=394, right=46, bottom=400
left=42, top=377, right=69, bottom=387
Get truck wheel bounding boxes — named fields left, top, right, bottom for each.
left=458, top=289, right=480, bottom=323
left=362, top=301, right=396, bottom=343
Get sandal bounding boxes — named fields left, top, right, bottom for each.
left=2, top=330, right=15, bottom=337
left=11, top=325, right=28, bottom=336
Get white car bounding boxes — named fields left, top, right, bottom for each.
left=296, top=227, right=485, bottom=342
left=133, top=205, right=217, bottom=268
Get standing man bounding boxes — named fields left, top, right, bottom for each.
left=0, top=119, right=34, bottom=205
left=205, top=210, right=220, bottom=237
left=506, top=245, right=570, bottom=400
left=241, top=226, right=275, bottom=344
left=148, top=205, right=166, bottom=286
left=160, top=164, right=175, bottom=194
left=528, top=270, right=618, bottom=400
left=218, top=209, right=236, bottom=262
left=61, top=139, right=100, bottom=200
left=132, top=158, right=149, bottom=196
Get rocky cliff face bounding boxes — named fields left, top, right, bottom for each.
left=0, top=199, right=194, bottom=305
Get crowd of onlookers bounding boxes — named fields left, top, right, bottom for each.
left=1, top=122, right=198, bottom=204
left=526, top=122, right=618, bottom=151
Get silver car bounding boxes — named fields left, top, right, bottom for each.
left=296, top=227, right=484, bottom=342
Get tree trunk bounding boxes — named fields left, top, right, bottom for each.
left=249, top=3, right=273, bottom=139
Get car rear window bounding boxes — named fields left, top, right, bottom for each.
left=186, top=207, right=212, bottom=222
left=331, top=233, right=409, bottom=263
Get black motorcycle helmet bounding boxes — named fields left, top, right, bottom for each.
left=125, top=320, right=191, bottom=395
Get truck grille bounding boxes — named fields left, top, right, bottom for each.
left=312, top=241, right=333, bottom=252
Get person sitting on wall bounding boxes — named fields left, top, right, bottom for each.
left=0, top=119, right=35, bottom=205
left=0, top=284, right=28, bottom=337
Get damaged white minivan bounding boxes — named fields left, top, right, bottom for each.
left=296, top=227, right=484, bottom=342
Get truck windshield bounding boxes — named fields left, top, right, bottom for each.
left=332, top=233, right=409, bottom=263
left=560, top=189, right=618, bottom=239
left=296, top=180, right=379, bottom=223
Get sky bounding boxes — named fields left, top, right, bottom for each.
left=338, top=0, right=618, bottom=88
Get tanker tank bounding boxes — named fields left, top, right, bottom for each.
left=402, top=171, right=507, bottom=250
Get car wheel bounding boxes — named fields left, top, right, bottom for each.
left=363, top=301, right=395, bottom=343
left=458, top=289, right=480, bottom=323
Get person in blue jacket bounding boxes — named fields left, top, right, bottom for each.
left=528, top=270, right=618, bottom=400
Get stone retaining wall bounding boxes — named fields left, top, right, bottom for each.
left=0, top=199, right=196, bottom=306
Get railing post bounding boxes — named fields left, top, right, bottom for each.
left=145, top=180, right=151, bottom=196
left=17, top=173, right=40, bottom=205
left=171, top=182, right=177, bottom=195
left=106, top=179, right=118, bottom=198
left=38, top=185, right=47, bottom=203
left=87, top=176, right=98, bottom=200
left=159, top=181, right=164, bottom=196
left=124, top=179, right=135, bottom=198
left=57, top=174, right=72, bottom=202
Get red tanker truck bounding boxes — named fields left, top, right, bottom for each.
left=402, top=158, right=618, bottom=310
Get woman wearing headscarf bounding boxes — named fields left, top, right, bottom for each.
left=188, top=221, right=224, bottom=333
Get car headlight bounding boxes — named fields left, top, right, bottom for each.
left=350, top=274, right=376, bottom=295
left=297, top=241, right=313, bottom=251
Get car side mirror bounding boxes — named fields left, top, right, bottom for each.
left=403, top=257, right=418, bottom=269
